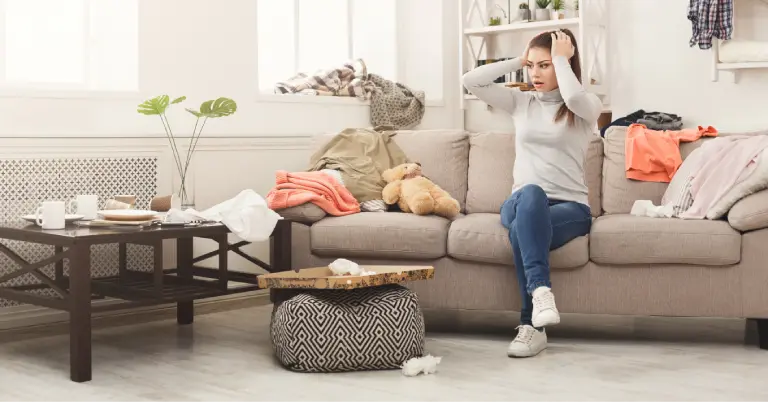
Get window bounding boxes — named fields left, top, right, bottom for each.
left=0, top=0, right=139, bottom=92
left=256, top=0, right=396, bottom=93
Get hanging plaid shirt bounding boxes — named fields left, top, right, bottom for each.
left=687, top=0, right=734, bottom=49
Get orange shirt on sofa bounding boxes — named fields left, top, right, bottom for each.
left=625, top=123, right=718, bottom=182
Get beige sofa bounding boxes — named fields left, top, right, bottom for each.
left=278, top=127, right=768, bottom=348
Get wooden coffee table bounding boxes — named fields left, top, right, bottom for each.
left=0, top=219, right=292, bottom=382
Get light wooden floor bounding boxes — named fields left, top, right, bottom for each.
left=1, top=304, right=767, bottom=401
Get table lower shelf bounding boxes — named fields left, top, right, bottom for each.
left=90, top=271, right=260, bottom=304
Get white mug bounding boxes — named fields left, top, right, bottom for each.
left=69, top=194, right=98, bottom=220
left=36, top=201, right=66, bottom=229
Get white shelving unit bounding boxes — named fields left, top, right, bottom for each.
left=459, top=0, right=611, bottom=112
left=711, top=0, right=768, bottom=81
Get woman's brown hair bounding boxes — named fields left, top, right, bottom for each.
left=527, top=28, right=581, bottom=127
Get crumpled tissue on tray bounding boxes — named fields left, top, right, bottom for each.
left=164, top=189, right=281, bottom=242
left=328, top=258, right=375, bottom=276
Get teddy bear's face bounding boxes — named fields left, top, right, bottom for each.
left=382, top=162, right=423, bottom=183
left=401, top=163, right=422, bottom=179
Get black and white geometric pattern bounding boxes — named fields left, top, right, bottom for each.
left=270, top=284, right=425, bottom=372
left=0, top=157, right=158, bottom=308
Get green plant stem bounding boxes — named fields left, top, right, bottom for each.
left=159, top=114, right=183, bottom=175
left=181, top=117, right=208, bottom=186
left=159, top=113, right=188, bottom=201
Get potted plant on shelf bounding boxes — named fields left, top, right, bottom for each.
left=535, top=0, right=551, bottom=21
left=518, top=2, right=530, bottom=22
left=551, top=0, right=565, bottom=20
left=137, top=95, right=237, bottom=210
left=575, top=0, right=579, bottom=17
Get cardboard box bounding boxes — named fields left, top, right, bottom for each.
left=257, top=265, right=434, bottom=290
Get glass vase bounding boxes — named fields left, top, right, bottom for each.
left=174, top=163, right=196, bottom=211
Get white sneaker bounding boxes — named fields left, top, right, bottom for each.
left=507, top=325, right=547, bottom=358
left=532, top=286, right=560, bottom=328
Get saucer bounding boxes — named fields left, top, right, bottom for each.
left=21, top=214, right=84, bottom=224
left=97, top=210, right=159, bottom=222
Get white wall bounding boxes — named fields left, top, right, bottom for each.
left=0, top=0, right=460, bottom=138
left=0, top=0, right=461, bottom=285
left=464, top=0, right=768, bottom=133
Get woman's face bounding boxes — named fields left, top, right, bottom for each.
left=526, top=47, right=558, bottom=92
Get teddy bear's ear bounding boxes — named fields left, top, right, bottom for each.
left=382, top=165, right=404, bottom=182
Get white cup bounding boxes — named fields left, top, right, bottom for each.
left=69, top=194, right=98, bottom=220
left=36, top=201, right=66, bottom=229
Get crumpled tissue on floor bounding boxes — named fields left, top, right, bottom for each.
left=328, top=258, right=375, bottom=276
left=401, top=355, right=442, bottom=377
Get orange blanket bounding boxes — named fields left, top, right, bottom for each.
left=266, top=170, right=360, bottom=215
left=625, top=123, right=718, bottom=182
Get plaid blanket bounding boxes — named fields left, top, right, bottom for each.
left=687, top=0, right=733, bottom=50
left=274, top=59, right=425, bottom=129
left=274, top=59, right=375, bottom=98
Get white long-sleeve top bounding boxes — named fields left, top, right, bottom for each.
left=462, top=56, right=602, bottom=206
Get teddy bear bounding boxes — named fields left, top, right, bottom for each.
left=381, top=163, right=460, bottom=219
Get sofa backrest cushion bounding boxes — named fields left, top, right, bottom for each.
left=310, top=129, right=470, bottom=211
left=465, top=132, right=515, bottom=214
left=392, top=129, right=470, bottom=211
left=601, top=126, right=710, bottom=214
left=465, top=131, right=604, bottom=217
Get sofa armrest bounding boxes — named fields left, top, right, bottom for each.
left=274, top=203, right=327, bottom=225
left=728, top=190, right=768, bottom=232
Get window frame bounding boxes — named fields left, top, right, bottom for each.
left=0, top=0, right=140, bottom=99
left=255, top=0, right=400, bottom=105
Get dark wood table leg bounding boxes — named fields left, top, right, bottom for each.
left=153, top=239, right=163, bottom=296
left=54, top=245, right=64, bottom=286
left=118, top=243, right=127, bottom=281
left=176, top=237, right=194, bottom=325
left=270, top=220, right=292, bottom=273
left=269, top=220, right=292, bottom=303
left=69, top=243, right=92, bottom=383
left=217, top=235, right=229, bottom=291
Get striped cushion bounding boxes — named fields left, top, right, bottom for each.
left=662, top=147, right=702, bottom=216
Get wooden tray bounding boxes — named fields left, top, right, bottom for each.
left=257, top=265, right=434, bottom=290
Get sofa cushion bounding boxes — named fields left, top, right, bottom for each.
left=310, top=212, right=449, bottom=259
left=447, top=213, right=589, bottom=269
left=465, top=132, right=515, bottom=214
left=465, top=132, right=604, bottom=217
left=392, top=129, right=470, bottom=211
left=585, top=135, right=604, bottom=217
left=590, top=214, right=741, bottom=266
left=311, top=129, right=469, bottom=211
left=728, top=190, right=768, bottom=232
left=274, top=203, right=326, bottom=225
left=601, top=126, right=711, bottom=214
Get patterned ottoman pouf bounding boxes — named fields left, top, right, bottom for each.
left=270, top=284, right=425, bottom=372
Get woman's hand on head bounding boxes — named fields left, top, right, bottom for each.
left=521, top=43, right=530, bottom=65
left=551, top=30, right=574, bottom=59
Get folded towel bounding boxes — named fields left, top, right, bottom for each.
left=267, top=170, right=360, bottom=216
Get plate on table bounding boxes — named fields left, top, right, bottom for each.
left=21, top=214, right=84, bottom=224
left=97, top=210, right=159, bottom=222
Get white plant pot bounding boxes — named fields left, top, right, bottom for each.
left=535, top=9, right=550, bottom=21
left=550, top=10, right=564, bottom=20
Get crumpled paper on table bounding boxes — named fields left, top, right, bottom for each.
left=164, top=189, right=281, bottom=242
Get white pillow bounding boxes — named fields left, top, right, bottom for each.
left=706, top=149, right=768, bottom=219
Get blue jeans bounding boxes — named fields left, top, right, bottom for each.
left=500, top=184, right=592, bottom=326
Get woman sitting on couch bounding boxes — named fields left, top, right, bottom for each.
left=462, top=29, right=601, bottom=358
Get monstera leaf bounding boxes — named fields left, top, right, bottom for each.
left=137, top=95, right=171, bottom=115
left=186, top=97, right=237, bottom=118
left=137, top=95, right=187, bottom=115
